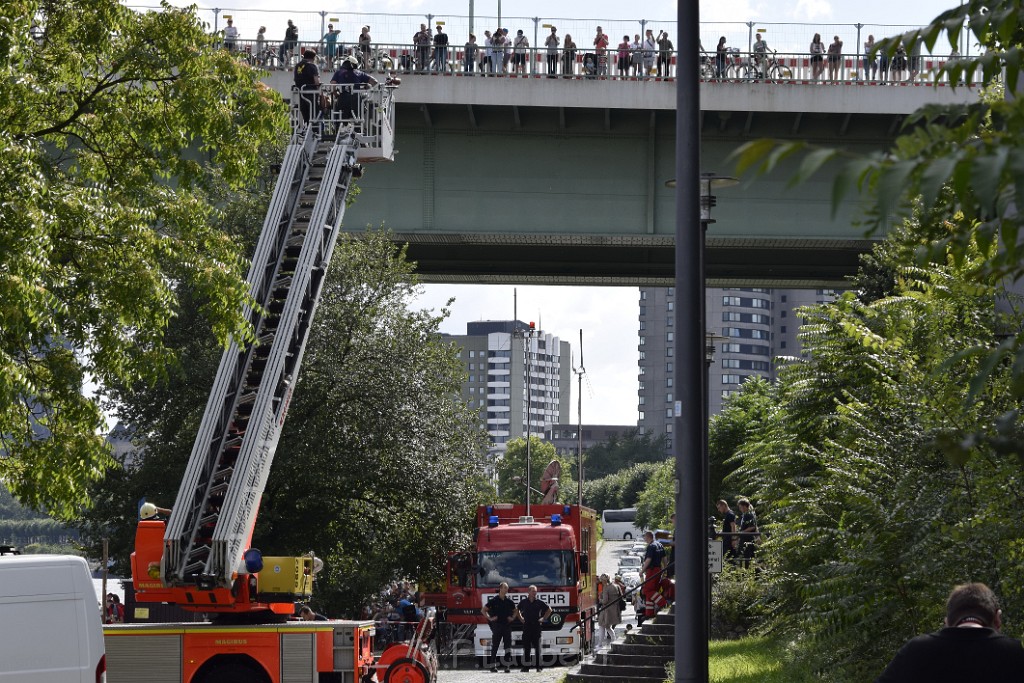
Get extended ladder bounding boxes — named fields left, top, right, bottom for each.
left=162, top=84, right=396, bottom=589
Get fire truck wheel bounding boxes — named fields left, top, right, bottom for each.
left=383, top=657, right=430, bottom=683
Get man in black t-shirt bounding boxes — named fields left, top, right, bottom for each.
left=716, top=499, right=738, bottom=561
left=293, top=49, right=320, bottom=125
left=516, top=585, right=552, bottom=672
left=481, top=582, right=516, bottom=672
left=876, top=582, right=1024, bottom=682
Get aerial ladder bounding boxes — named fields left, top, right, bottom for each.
left=108, top=84, right=438, bottom=683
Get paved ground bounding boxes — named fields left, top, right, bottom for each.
left=435, top=540, right=637, bottom=683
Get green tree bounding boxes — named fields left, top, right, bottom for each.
left=584, top=461, right=660, bottom=518
left=580, top=429, right=669, bottom=480
left=495, top=436, right=576, bottom=505
left=733, top=225, right=1024, bottom=681
left=0, top=0, right=287, bottom=519
left=708, top=376, right=772, bottom=507
left=735, top=0, right=1024, bottom=432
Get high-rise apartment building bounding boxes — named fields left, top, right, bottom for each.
left=637, top=287, right=839, bottom=446
left=447, top=321, right=571, bottom=455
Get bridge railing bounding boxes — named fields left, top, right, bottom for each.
left=241, top=40, right=977, bottom=87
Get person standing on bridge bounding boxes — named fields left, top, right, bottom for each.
left=545, top=26, right=559, bottom=77
left=222, top=18, right=238, bottom=52
left=827, top=35, right=843, bottom=82
left=433, top=24, right=449, bottom=73
left=481, top=581, right=516, bottom=673
left=642, top=29, right=656, bottom=77
left=516, top=585, right=552, bottom=672
left=594, top=26, right=609, bottom=76
left=280, top=19, right=299, bottom=68
left=513, top=29, right=529, bottom=75
left=657, top=30, right=673, bottom=78
left=809, top=32, right=825, bottom=81
left=413, top=24, right=431, bottom=73
left=562, top=34, right=577, bottom=77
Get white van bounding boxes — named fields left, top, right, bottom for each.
left=0, top=554, right=107, bottom=682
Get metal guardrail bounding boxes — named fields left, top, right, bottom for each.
left=252, top=40, right=976, bottom=86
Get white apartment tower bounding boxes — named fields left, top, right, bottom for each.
left=448, top=320, right=571, bottom=455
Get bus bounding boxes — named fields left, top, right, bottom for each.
left=601, top=507, right=643, bottom=540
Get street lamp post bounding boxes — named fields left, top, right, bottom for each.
left=669, top=166, right=736, bottom=682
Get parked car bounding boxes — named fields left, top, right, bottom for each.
left=628, top=542, right=646, bottom=557
left=620, top=570, right=641, bottom=588
left=617, top=555, right=642, bottom=574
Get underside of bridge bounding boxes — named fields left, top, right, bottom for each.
left=343, top=93, right=909, bottom=287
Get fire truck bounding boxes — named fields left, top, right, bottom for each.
left=103, top=84, right=436, bottom=683
left=437, top=503, right=598, bottom=665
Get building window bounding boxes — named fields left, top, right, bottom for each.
left=640, top=290, right=648, bottom=300
left=722, top=374, right=742, bottom=384
left=638, top=366, right=646, bottom=375
left=750, top=299, right=770, bottom=309
left=781, top=310, right=787, bottom=318
left=723, top=296, right=741, bottom=306
left=781, top=295, right=787, bottom=302
left=639, top=336, right=646, bottom=346
left=666, top=424, right=673, bottom=433
left=667, top=287, right=674, bottom=296
left=638, top=411, right=645, bottom=421
left=469, top=375, right=475, bottom=382
left=639, top=351, right=646, bottom=360
left=723, top=327, right=741, bottom=337
left=751, top=314, right=770, bottom=325
left=666, top=378, right=673, bottom=387
left=666, top=347, right=673, bottom=357
left=639, top=321, right=646, bottom=330
left=666, top=362, right=673, bottom=372
left=781, top=341, right=787, bottom=349
left=666, top=316, right=673, bottom=326
left=781, top=326, right=787, bottom=333
left=667, top=301, right=674, bottom=312
left=666, top=332, right=674, bottom=342
left=470, top=350, right=475, bottom=358
left=751, top=329, right=768, bottom=340
left=722, top=343, right=740, bottom=353
left=666, top=393, right=673, bottom=403
left=722, top=359, right=740, bottom=369
left=639, top=305, right=646, bottom=316
left=639, top=381, right=646, bottom=390
left=665, top=408, right=672, bottom=418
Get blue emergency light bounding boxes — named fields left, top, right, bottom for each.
left=551, top=514, right=562, bottom=526
left=563, top=505, right=571, bottom=516
left=488, top=515, right=500, bottom=528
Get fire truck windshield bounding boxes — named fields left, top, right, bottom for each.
left=477, top=550, right=577, bottom=588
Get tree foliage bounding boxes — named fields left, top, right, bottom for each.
left=580, top=429, right=669, bottom=480
left=733, top=224, right=1024, bottom=681
left=584, top=462, right=660, bottom=520
left=0, top=0, right=288, bottom=519
left=734, top=0, right=1024, bottom=423
left=494, top=436, right=576, bottom=505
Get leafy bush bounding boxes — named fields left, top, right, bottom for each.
left=711, top=564, right=768, bottom=640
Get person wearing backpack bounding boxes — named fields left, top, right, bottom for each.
left=640, top=530, right=671, bottom=620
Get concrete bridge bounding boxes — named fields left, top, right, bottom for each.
left=262, top=70, right=977, bottom=286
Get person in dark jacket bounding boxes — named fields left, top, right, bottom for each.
left=876, top=582, right=1024, bottom=682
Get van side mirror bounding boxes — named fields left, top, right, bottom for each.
left=579, top=553, right=590, bottom=574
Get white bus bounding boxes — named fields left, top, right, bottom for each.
left=601, top=507, right=643, bottom=540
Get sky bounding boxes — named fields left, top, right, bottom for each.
left=137, top=0, right=957, bottom=426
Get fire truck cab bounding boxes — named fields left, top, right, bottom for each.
left=441, top=504, right=598, bottom=665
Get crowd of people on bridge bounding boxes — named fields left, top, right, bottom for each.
left=218, top=16, right=961, bottom=84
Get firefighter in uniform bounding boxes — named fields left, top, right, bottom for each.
left=481, top=581, right=516, bottom=672
left=516, top=585, right=552, bottom=672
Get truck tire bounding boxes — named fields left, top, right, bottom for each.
left=383, top=657, right=430, bottom=683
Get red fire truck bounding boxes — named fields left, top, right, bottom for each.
left=437, top=503, right=598, bottom=665
left=102, top=85, right=435, bottom=683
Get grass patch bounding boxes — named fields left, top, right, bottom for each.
left=667, top=637, right=817, bottom=683
left=710, top=637, right=815, bottom=683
